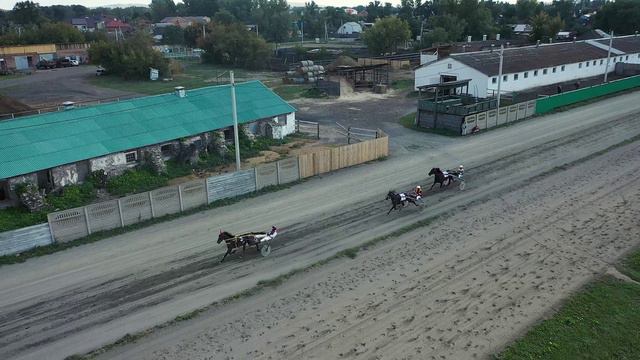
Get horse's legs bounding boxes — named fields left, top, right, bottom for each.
left=387, top=204, right=395, bottom=215
left=221, top=249, right=231, bottom=262
left=430, top=180, right=437, bottom=189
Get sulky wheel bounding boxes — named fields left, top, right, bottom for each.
left=459, top=181, right=466, bottom=191
left=260, top=243, right=272, bottom=257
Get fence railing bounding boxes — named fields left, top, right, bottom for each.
left=335, top=122, right=382, bottom=143
left=535, top=74, right=640, bottom=114
left=46, top=132, right=389, bottom=243
left=295, top=120, right=320, bottom=139
left=0, top=94, right=140, bottom=120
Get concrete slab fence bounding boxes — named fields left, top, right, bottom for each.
left=1, top=133, right=389, bottom=249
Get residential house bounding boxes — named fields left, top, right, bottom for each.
left=105, top=19, right=132, bottom=33
left=0, top=81, right=297, bottom=203
left=156, top=16, right=211, bottom=29
left=70, top=16, right=106, bottom=32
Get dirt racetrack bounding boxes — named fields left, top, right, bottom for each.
left=1, top=91, right=640, bottom=360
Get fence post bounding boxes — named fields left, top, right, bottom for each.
left=47, top=215, right=56, bottom=243
left=117, top=199, right=125, bottom=227
left=317, top=123, right=320, bottom=139
left=297, top=156, right=303, bottom=179
left=148, top=191, right=155, bottom=218
left=178, top=185, right=184, bottom=212
left=254, top=167, right=259, bottom=191
left=347, top=126, right=351, bottom=144
left=83, top=207, right=92, bottom=235
left=276, top=161, right=281, bottom=185
left=204, top=177, right=211, bottom=204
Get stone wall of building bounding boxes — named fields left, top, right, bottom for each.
left=89, top=153, right=129, bottom=176
left=51, top=163, right=79, bottom=188
left=6, top=173, right=38, bottom=200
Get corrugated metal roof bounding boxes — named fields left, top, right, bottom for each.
left=0, top=81, right=296, bottom=179
left=451, top=42, right=610, bottom=77
left=595, top=35, right=640, bottom=54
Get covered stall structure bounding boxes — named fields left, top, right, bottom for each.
left=335, top=63, right=389, bottom=89
left=416, top=79, right=497, bottom=134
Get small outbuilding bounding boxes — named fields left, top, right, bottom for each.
left=337, top=22, right=362, bottom=36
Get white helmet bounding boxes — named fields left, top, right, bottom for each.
left=459, top=165, right=464, bottom=170
left=416, top=185, right=421, bottom=189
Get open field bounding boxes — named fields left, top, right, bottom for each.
left=0, top=90, right=639, bottom=360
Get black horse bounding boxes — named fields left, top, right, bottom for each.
left=385, top=190, right=419, bottom=215
left=428, top=168, right=454, bottom=189
left=217, top=230, right=261, bottom=262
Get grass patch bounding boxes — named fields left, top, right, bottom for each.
left=496, top=276, right=640, bottom=360
left=106, top=168, right=169, bottom=196
left=89, top=62, right=265, bottom=95
left=0, top=207, right=48, bottom=232
left=619, top=247, right=640, bottom=283
left=272, top=84, right=313, bottom=101
left=390, top=79, right=413, bottom=91
left=399, top=112, right=460, bottom=137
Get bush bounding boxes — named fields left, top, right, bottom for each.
left=0, top=207, right=47, bottom=232
left=107, top=169, right=169, bottom=196
left=47, top=183, right=96, bottom=210
left=87, top=170, right=108, bottom=189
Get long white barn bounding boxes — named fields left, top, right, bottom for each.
left=414, top=35, right=640, bottom=97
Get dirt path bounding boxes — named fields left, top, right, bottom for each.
left=0, top=91, right=639, bottom=360
left=103, top=137, right=640, bottom=360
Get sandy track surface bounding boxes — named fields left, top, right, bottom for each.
left=0, top=91, right=640, bottom=360
left=104, top=135, right=640, bottom=360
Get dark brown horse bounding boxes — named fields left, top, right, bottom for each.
left=385, top=191, right=419, bottom=215
left=217, top=230, right=261, bottom=262
left=428, top=168, right=454, bottom=189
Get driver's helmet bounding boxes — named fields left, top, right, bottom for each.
left=416, top=185, right=421, bottom=189
left=459, top=165, right=464, bottom=171
left=271, top=225, right=277, bottom=232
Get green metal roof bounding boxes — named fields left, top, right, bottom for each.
left=0, top=81, right=296, bottom=179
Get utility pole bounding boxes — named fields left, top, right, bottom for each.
left=230, top=71, right=241, bottom=171
left=496, top=45, right=504, bottom=109
left=202, top=23, right=206, bottom=39
left=301, top=12, right=304, bottom=45
left=324, top=20, right=328, bottom=43
left=603, top=30, right=614, bottom=83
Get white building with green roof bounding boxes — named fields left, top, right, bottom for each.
left=0, top=81, right=296, bottom=204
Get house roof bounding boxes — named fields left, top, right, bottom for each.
left=449, top=42, right=611, bottom=77
left=0, top=81, right=296, bottom=179
left=595, top=35, right=640, bottom=54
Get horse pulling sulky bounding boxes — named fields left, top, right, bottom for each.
left=217, top=226, right=278, bottom=262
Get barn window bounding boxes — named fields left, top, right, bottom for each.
left=625, top=55, right=629, bottom=60
left=492, top=77, right=497, bottom=84
left=601, top=59, right=604, bottom=65
left=503, top=75, right=508, bottom=82
left=125, top=151, right=137, bottom=163
left=593, top=60, right=596, bottom=66
left=561, top=65, right=565, bottom=71
left=524, top=71, right=528, bottom=78
left=447, top=63, right=452, bottom=69
left=586, top=62, right=589, bottom=67
left=552, top=67, right=557, bottom=73
left=579, top=63, right=582, bottom=68
left=513, top=73, right=519, bottom=80
left=543, top=68, right=548, bottom=75
left=534, top=70, right=538, bottom=76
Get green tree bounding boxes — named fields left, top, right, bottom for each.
left=12, top=1, right=42, bottom=25
left=362, top=17, right=411, bottom=55
left=89, top=33, right=170, bottom=79
left=150, top=0, right=177, bottom=22
left=594, top=0, right=640, bottom=35
left=421, top=14, right=466, bottom=46
left=516, top=0, right=542, bottom=22
left=251, top=0, right=291, bottom=43
left=213, top=9, right=236, bottom=24
left=180, top=0, right=219, bottom=17
left=198, top=22, right=271, bottom=69
left=183, top=24, right=201, bottom=47
left=530, top=12, right=564, bottom=42
left=219, top=0, right=252, bottom=22
left=162, top=25, right=184, bottom=44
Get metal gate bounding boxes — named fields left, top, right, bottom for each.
left=14, top=56, right=28, bottom=70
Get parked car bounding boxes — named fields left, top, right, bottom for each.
left=96, top=66, right=106, bottom=76
left=56, top=58, right=72, bottom=68
left=36, top=60, right=56, bottom=70
left=69, top=59, right=79, bottom=66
